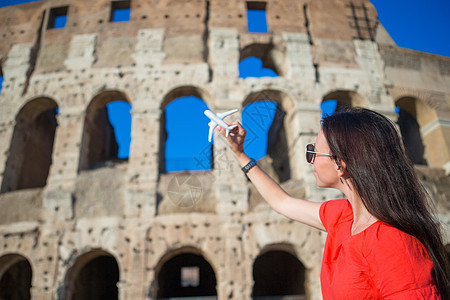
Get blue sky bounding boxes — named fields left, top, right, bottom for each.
left=1, top=0, right=449, bottom=171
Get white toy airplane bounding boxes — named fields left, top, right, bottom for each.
left=204, top=109, right=239, bottom=142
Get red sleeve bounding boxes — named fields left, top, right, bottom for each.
left=319, top=199, right=352, bottom=233
left=365, top=224, right=440, bottom=299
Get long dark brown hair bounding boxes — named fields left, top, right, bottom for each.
left=322, top=107, right=449, bottom=298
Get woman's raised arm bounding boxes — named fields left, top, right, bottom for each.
left=220, top=121, right=324, bottom=231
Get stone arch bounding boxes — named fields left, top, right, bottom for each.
left=153, top=246, right=217, bottom=299
left=242, top=89, right=295, bottom=183
left=0, top=253, right=32, bottom=300
left=252, top=243, right=306, bottom=299
left=159, top=86, right=212, bottom=173
left=395, top=96, right=440, bottom=166
left=322, top=90, right=367, bottom=114
left=160, top=86, right=212, bottom=110
left=62, top=249, right=120, bottom=300
left=78, top=90, right=131, bottom=171
left=1, top=97, right=58, bottom=193
left=395, top=96, right=434, bottom=165
left=240, top=43, right=284, bottom=77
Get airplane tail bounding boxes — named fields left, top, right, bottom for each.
left=225, top=125, right=238, bottom=137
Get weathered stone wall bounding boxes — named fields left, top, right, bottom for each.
left=0, top=0, right=449, bottom=299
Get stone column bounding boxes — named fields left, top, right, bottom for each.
left=125, top=101, right=160, bottom=217
left=43, top=109, right=85, bottom=221
left=421, top=115, right=450, bottom=171
left=209, top=28, right=239, bottom=79
left=118, top=222, right=148, bottom=300
left=0, top=120, right=16, bottom=192
left=0, top=43, right=34, bottom=191
left=282, top=32, right=316, bottom=81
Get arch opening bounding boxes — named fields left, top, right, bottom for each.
left=156, top=252, right=217, bottom=299
left=239, top=44, right=281, bottom=78
left=160, top=88, right=212, bottom=173
left=395, top=97, right=429, bottom=165
left=321, top=90, right=365, bottom=119
left=243, top=90, right=292, bottom=183
left=1, top=97, right=58, bottom=193
left=252, top=250, right=306, bottom=299
left=79, top=91, right=131, bottom=171
left=64, top=250, right=119, bottom=300
left=0, top=254, right=32, bottom=300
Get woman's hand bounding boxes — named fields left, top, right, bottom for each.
left=219, top=121, right=246, bottom=157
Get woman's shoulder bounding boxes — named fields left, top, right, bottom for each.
left=364, top=222, right=431, bottom=263
left=319, top=199, right=352, bottom=231
left=320, top=199, right=351, bottom=217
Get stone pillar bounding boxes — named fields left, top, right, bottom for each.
left=421, top=116, right=450, bottom=172
left=212, top=110, right=248, bottom=214
left=133, top=28, right=166, bottom=74
left=31, top=227, right=60, bottom=300
left=0, top=120, right=15, bottom=192
left=2, top=43, right=32, bottom=91
left=209, top=28, right=239, bottom=79
left=119, top=222, right=147, bottom=299
left=44, top=109, right=85, bottom=221
left=283, top=32, right=315, bottom=81
left=64, top=34, right=97, bottom=70
left=0, top=43, right=34, bottom=190
left=125, top=101, right=160, bottom=217
left=354, top=40, right=392, bottom=105
left=219, top=223, right=250, bottom=300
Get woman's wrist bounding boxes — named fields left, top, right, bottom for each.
left=236, top=153, right=251, bottom=167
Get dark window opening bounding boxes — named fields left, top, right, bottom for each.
left=110, top=0, right=131, bottom=22
left=157, top=253, right=217, bottom=299
left=0, top=255, right=32, bottom=300
left=247, top=2, right=268, bottom=33
left=396, top=107, right=427, bottom=165
left=252, top=250, right=306, bottom=299
left=68, top=255, right=119, bottom=300
left=1, top=98, right=58, bottom=193
left=47, top=6, right=68, bottom=29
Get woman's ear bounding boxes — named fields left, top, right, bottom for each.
left=336, top=159, right=347, bottom=177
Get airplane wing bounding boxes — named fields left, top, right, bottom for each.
left=216, top=109, right=238, bottom=119
left=208, top=121, right=217, bottom=142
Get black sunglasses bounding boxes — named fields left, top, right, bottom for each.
left=305, top=144, right=335, bottom=164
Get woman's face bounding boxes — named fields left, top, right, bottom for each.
left=312, top=130, right=340, bottom=188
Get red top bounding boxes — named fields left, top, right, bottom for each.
left=319, top=199, right=440, bottom=299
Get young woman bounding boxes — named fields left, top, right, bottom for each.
left=220, top=107, right=449, bottom=299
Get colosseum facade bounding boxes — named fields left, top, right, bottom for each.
left=0, top=0, right=449, bottom=299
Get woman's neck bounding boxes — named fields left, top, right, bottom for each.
left=341, top=183, right=378, bottom=235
